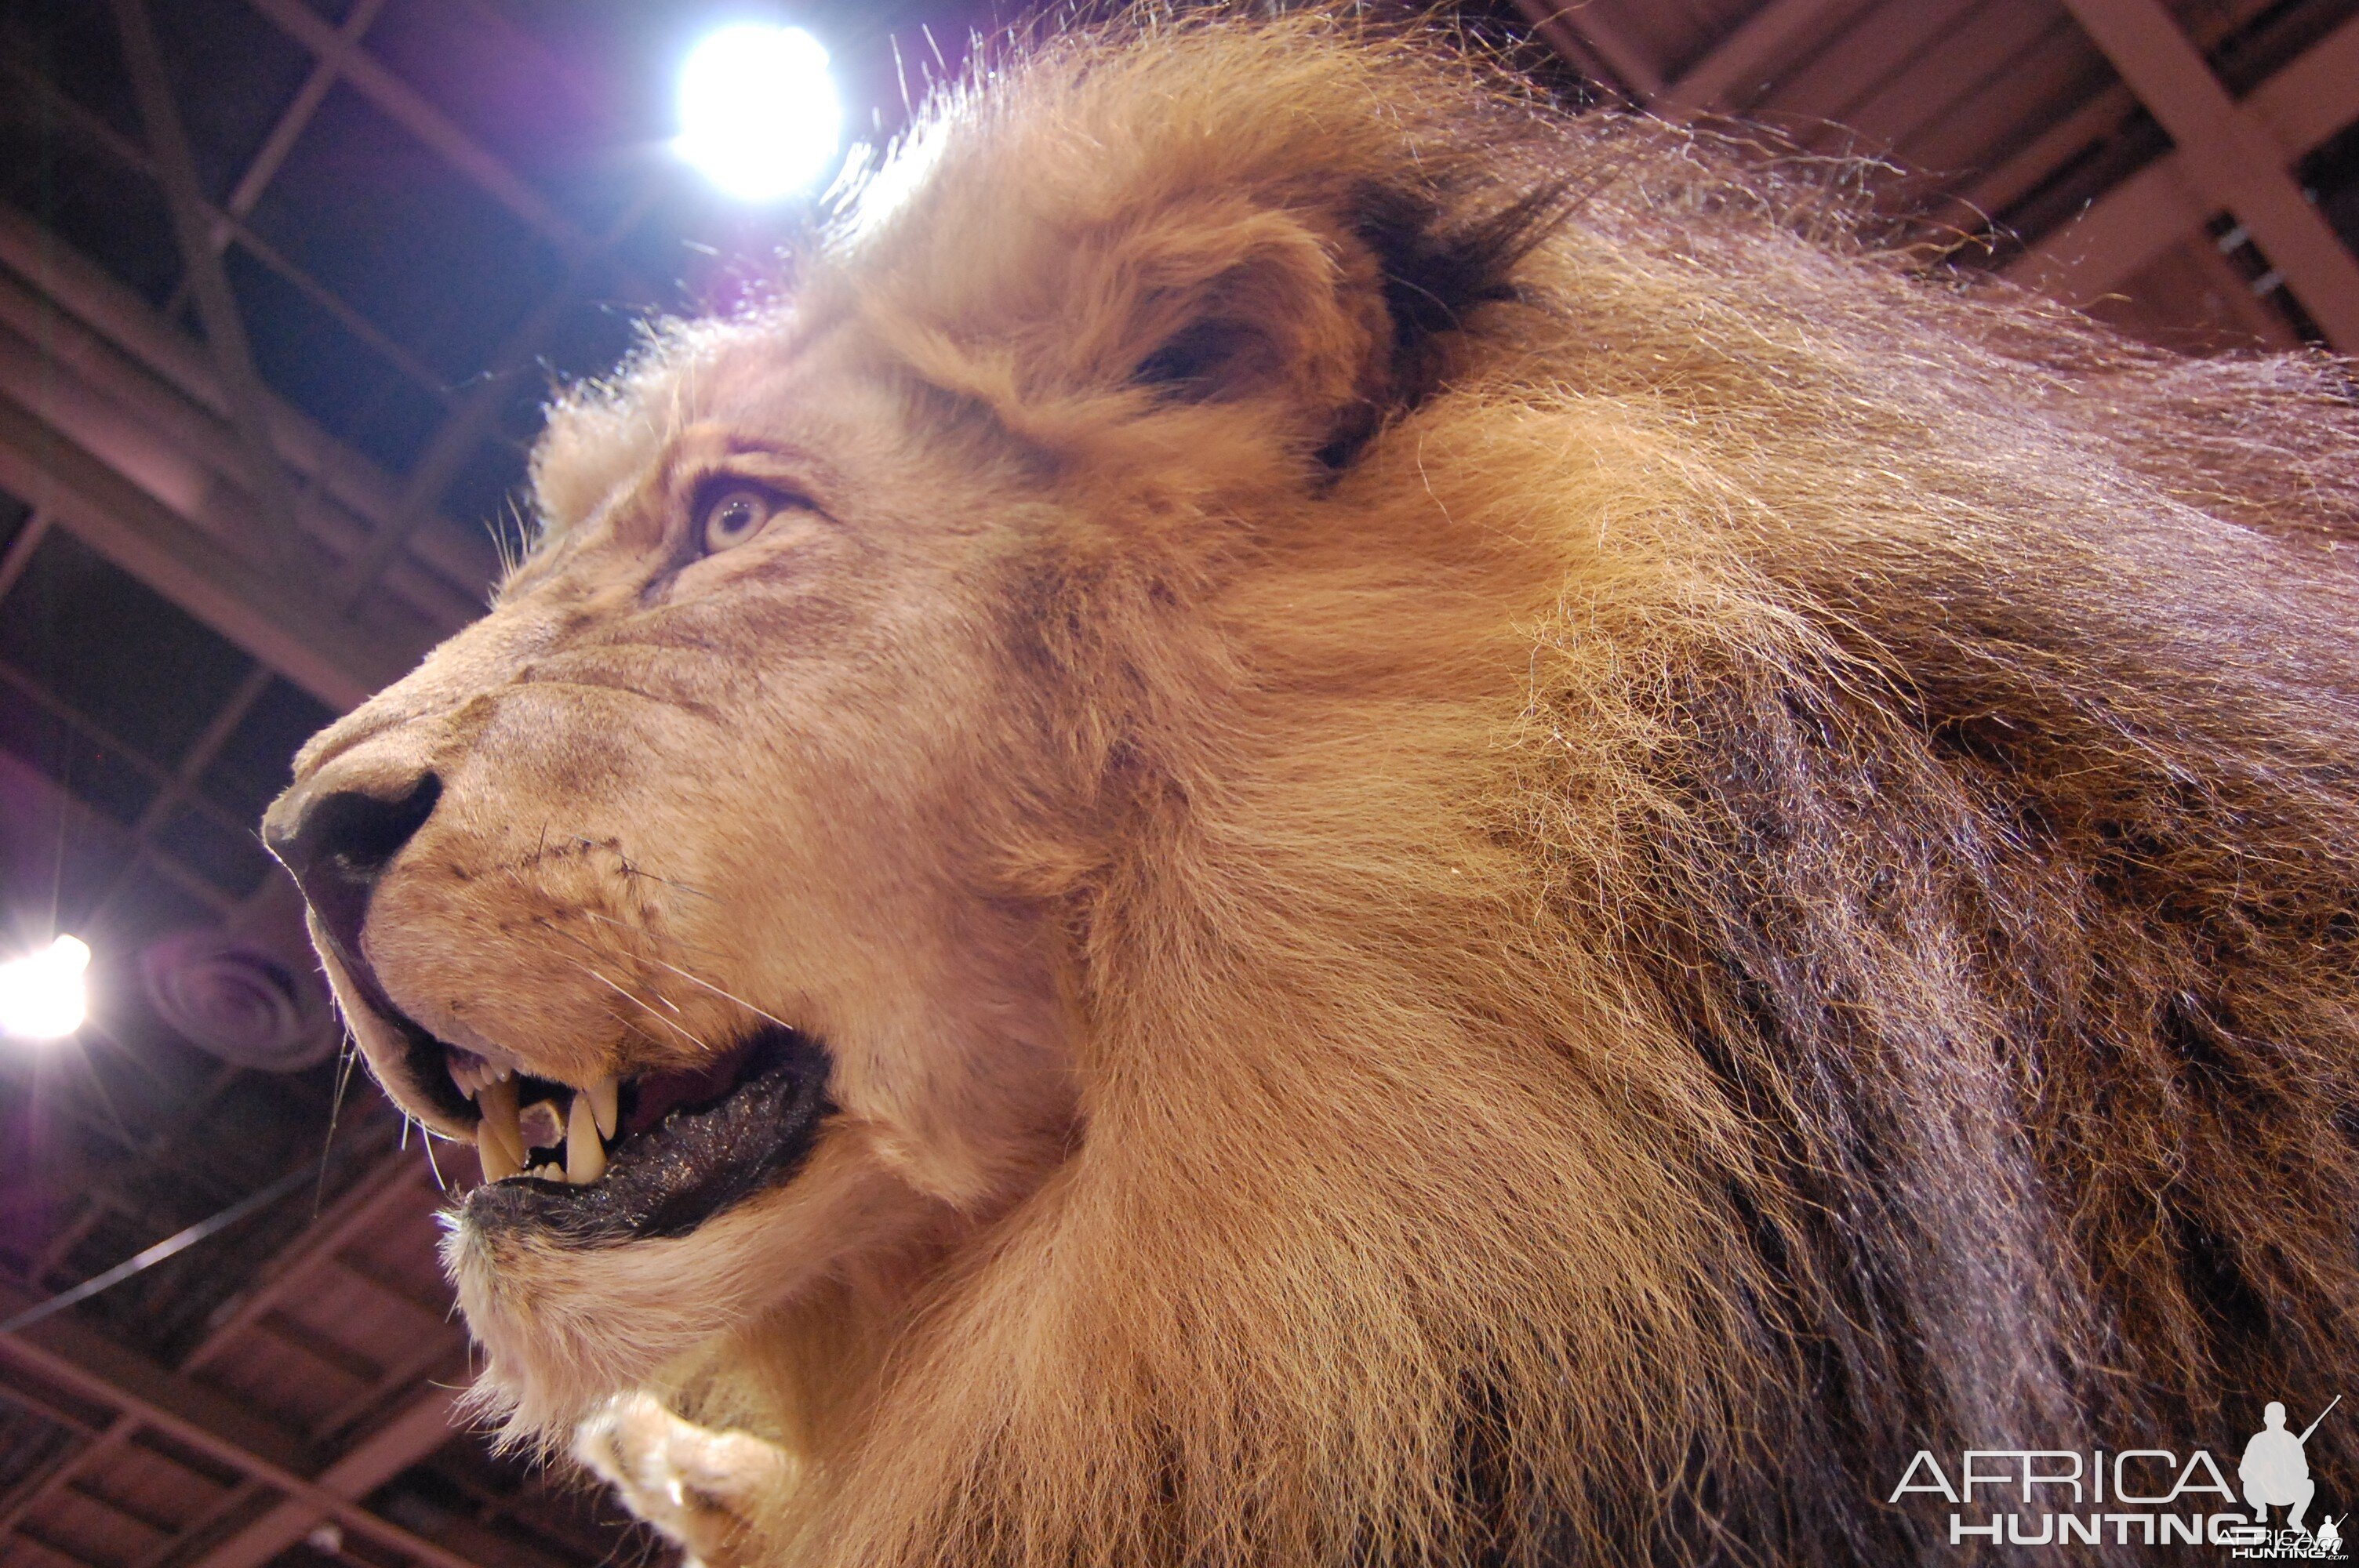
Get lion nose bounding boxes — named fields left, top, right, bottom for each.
left=263, top=771, right=442, bottom=960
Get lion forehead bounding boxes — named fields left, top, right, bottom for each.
left=529, top=314, right=828, bottom=553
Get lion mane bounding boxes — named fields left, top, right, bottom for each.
left=275, top=9, right=2359, bottom=1566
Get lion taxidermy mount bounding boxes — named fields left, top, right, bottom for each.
left=262, top=8, right=2359, bottom=1565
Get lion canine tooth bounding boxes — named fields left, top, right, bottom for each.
left=478, top=1077, right=528, bottom=1168
left=587, top=1075, right=618, bottom=1140
left=566, top=1094, right=606, bottom=1185
left=476, top=1118, right=522, bottom=1183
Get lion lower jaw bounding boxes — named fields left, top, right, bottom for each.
left=445, top=1200, right=776, bottom=1441
left=445, top=1117, right=951, bottom=1447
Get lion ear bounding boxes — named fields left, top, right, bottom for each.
left=1098, top=180, right=1571, bottom=465
left=1342, top=181, right=1573, bottom=427
left=1060, top=201, right=1383, bottom=445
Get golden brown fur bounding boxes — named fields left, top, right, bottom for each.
left=271, top=10, right=2359, bottom=1564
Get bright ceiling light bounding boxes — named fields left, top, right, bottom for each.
left=676, top=24, right=841, bottom=202
left=0, top=935, right=90, bottom=1040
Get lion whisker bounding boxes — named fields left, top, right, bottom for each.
left=571, top=962, right=718, bottom=1054
left=575, top=908, right=723, bottom=977
left=623, top=951, right=797, bottom=1037
left=515, top=909, right=789, bottom=1036
left=504, top=921, right=720, bottom=1054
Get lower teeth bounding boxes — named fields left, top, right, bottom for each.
left=463, top=1069, right=618, bottom=1189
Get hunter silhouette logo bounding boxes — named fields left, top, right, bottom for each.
left=1887, top=1396, right=2346, bottom=1555
left=2242, top=1399, right=2334, bottom=1535
left=2231, top=1399, right=2346, bottom=1561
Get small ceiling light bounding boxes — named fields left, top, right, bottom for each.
left=0, top=935, right=90, bottom=1040
left=676, top=24, right=841, bottom=202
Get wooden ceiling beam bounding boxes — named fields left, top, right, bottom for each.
left=0, top=377, right=411, bottom=711
left=1546, top=2, right=1664, bottom=98
left=177, top=1389, right=467, bottom=1568
left=0, top=1322, right=477, bottom=1568
left=0, top=201, right=493, bottom=624
left=0, top=48, right=456, bottom=409
left=109, top=0, right=307, bottom=560
left=124, top=1479, right=265, bottom=1568
left=2052, top=0, right=2359, bottom=347
left=1960, top=81, right=2136, bottom=223
left=0, top=1296, right=315, bottom=1475
left=221, top=0, right=392, bottom=228
left=2009, top=13, right=2359, bottom=302
left=314, top=1334, right=469, bottom=1445
left=184, top=1155, right=436, bottom=1373
left=1516, top=0, right=1867, bottom=113
left=14, top=1523, right=109, bottom=1568
left=235, top=0, right=592, bottom=263
left=0, top=1414, right=136, bottom=1540
left=1659, top=0, right=1861, bottom=114
left=0, top=206, right=503, bottom=708
left=0, top=1157, right=473, bottom=1568
left=1508, top=2, right=1645, bottom=102
left=331, top=182, right=661, bottom=604
left=0, top=664, right=244, bottom=916
left=2244, top=12, right=2359, bottom=150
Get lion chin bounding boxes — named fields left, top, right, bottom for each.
left=260, top=8, right=2359, bottom=1566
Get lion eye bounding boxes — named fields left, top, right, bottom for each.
left=697, top=486, right=778, bottom=554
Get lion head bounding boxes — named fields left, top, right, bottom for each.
left=265, top=11, right=2359, bottom=1564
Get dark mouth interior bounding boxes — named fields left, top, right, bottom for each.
left=353, top=954, right=831, bottom=1244
left=459, top=1023, right=833, bottom=1244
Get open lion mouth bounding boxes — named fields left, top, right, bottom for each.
left=328, top=937, right=833, bottom=1245
left=449, top=1024, right=832, bottom=1244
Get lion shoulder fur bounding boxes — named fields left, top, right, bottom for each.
left=537, top=11, right=2359, bottom=1565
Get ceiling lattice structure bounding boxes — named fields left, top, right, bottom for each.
left=0, top=0, right=2352, bottom=1559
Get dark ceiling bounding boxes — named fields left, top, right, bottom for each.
left=0, top=0, right=996, bottom=1562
